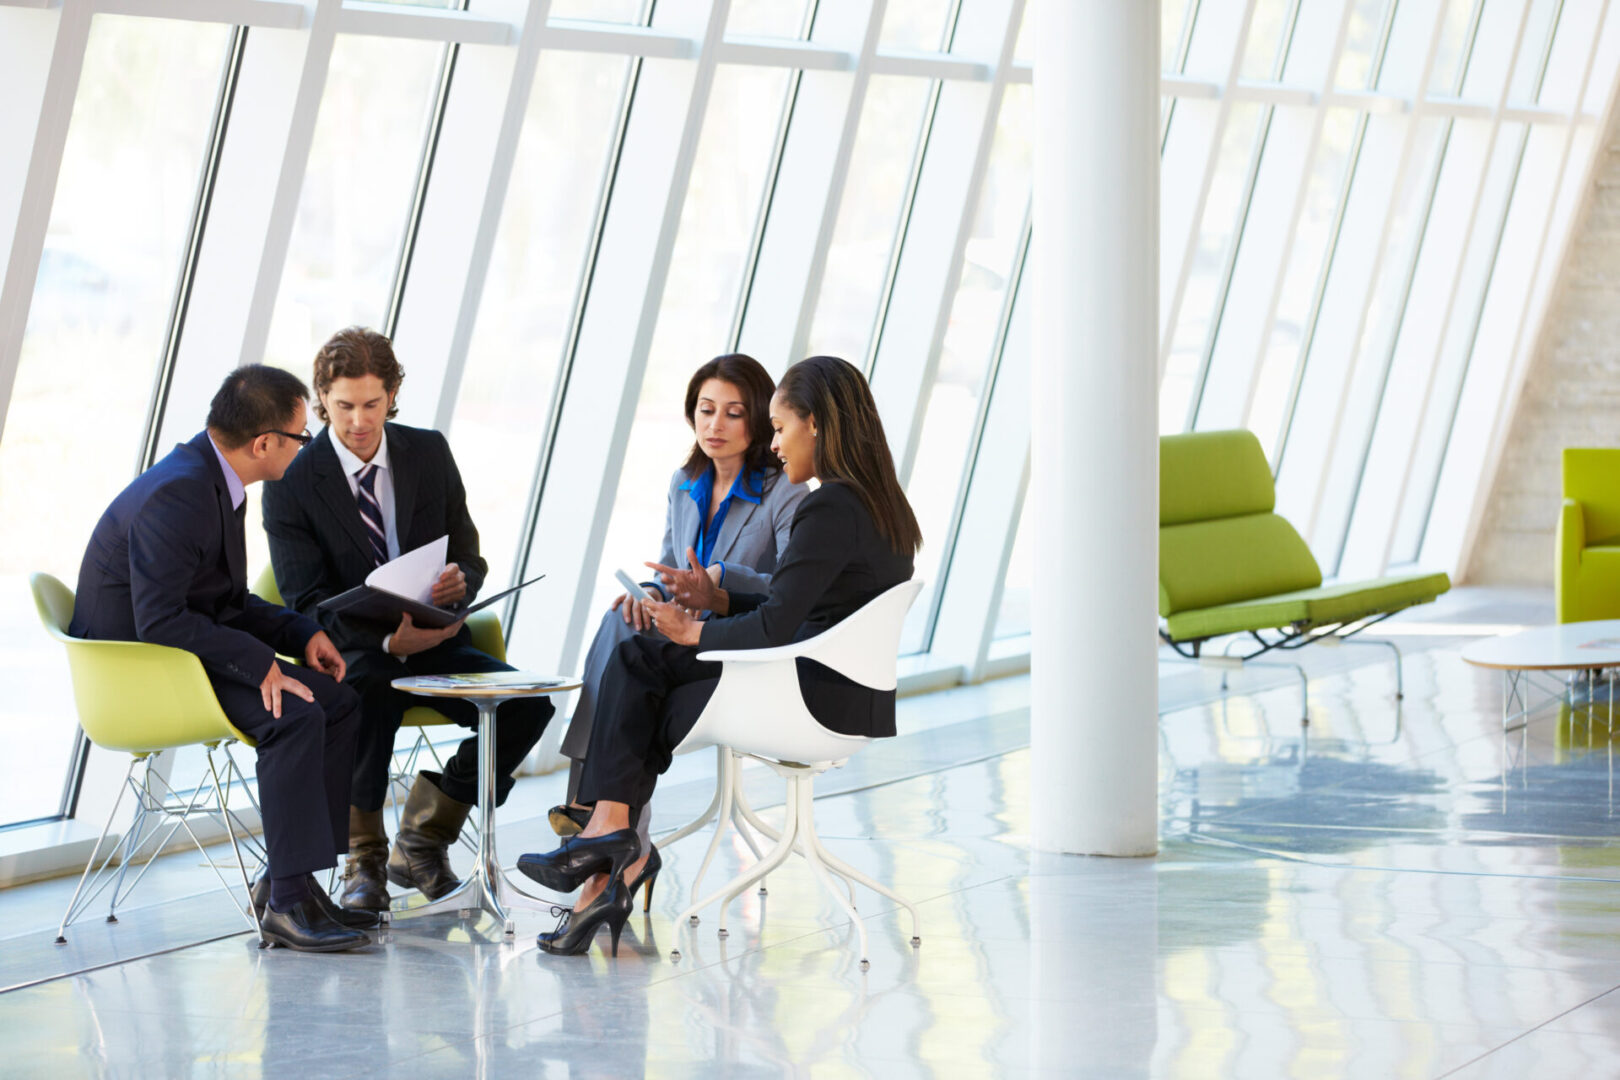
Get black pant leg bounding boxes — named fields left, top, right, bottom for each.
left=404, top=640, right=553, bottom=807
left=341, top=648, right=413, bottom=813
left=211, top=666, right=362, bottom=876
left=578, top=636, right=719, bottom=809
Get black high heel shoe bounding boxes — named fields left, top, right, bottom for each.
left=537, top=879, right=633, bottom=957
left=517, top=829, right=641, bottom=893
left=626, top=844, right=661, bottom=913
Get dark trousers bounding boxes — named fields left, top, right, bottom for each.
left=342, top=636, right=552, bottom=811
left=578, top=635, right=720, bottom=809
left=209, top=664, right=361, bottom=879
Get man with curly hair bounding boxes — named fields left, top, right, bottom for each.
left=262, top=327, right=551, bottom=913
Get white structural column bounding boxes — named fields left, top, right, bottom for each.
left=1030, top=1, right=1158, bottom=856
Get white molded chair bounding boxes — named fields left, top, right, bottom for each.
left=668, top=579, right=924, bottom=971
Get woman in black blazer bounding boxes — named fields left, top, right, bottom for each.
left=518, top=356, right=922, bottom=956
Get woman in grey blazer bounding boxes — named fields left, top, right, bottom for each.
left=553, top=354, right=807, bottom=856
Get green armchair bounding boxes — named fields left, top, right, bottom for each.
left=1557, top=448, right=1620, bottom=624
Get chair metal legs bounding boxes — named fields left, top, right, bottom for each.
left=56, top=744, right=263, bottom=945
left=658, top=748, right=774, bottom=913
left=669, top=763, right=921, bottom=971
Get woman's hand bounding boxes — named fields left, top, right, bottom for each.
left=644, top=596, right=702, bottom=646
left=609, top=591, right=654, bottom=632
left=646, top=547, right=728, bottom=615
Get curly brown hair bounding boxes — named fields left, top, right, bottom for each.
left=311, top=327, right=404, bottom=424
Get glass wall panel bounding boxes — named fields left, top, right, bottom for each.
left=1161, top=103, right=1265, bottom=433
left=1192, top=106, right=1316, bottom=432
left=0, top=15, right=229, bottom=827
left=549, top=0, right=646, bottom=22
left=1013, top=3, right=1031, bottom=64
left=1582, top=2, right=1620, bottom=115
left=1390, top=121, right=1534, bottom=565
left=1420, top=119, right=1564, bottom=567
left=1338, top=118, right=1506, bottom=576
left=1241, top=0, right=1296, bottom=80
left=900, top=83, right=1031, bottom=654
left=806, top=75, right=931, bottom=364
left=261, top=35, right=442, bottom=374
left=1426, top=0, right=1480, bottom=96
left=993, top=495, right=1030, bottom=640
left=1336, top=0, right=1394, bottom=90
left=1248, top=108, right=1357, bottom=459
left=879, top=0, right=953, bottom=52
left=1271, top=112, right=1424, bottom=531
left=585, top=64, right=792, bottom=620
left=448, top=52, right=631, bottom=597
left=727, top=0, right=810, bottom=38
left=1298, top=116, right=1447, bottom=568
left=1164, top=0, right=1198, bottom=70
left=1537, top=1, right=1605, bottom=112
left=1505, top=0, right=1561, bottom=105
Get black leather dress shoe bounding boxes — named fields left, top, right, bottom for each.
left=517, top=830, right=641, bottom=893
left=258, top=897, right=371, bottom=952
left=250, top=874, right=384, bottom=930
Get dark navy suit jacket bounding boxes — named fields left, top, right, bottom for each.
left=70, top=430, right=320, bottom=687
left=261, top=422, right=487, bottom=656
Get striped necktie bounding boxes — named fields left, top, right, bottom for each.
left=355, top=464, right=389, bottom=567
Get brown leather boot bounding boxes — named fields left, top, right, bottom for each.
left=386, top=771, right=471, bottom=900
left=340, top=806, right=391, bottom=912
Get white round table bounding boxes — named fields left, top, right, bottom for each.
left=387, top=673, right=580, bottom=938
left=1461, top=619, right=1620, bottom=729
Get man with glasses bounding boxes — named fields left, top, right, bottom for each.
left=70, top=365, right=375, bottom=952
left=262, top=327, right=551, bottom=914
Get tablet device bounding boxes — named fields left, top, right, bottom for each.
left=615, top=569, right=651, bottom=601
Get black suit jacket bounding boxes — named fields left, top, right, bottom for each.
left=698, top=481, right=915, bottom=737
left=261, top=422, right=488, bottom=655
left=70, top=431, right=319, bottom=687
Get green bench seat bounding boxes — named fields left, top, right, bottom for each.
left=1160, top=429, right=1450, bottom=650
left=1163, top=571, right=1452, bottom=642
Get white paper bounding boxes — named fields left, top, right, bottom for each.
left=365, top=535, right=449, bottom=605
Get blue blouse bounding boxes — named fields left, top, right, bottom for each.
left=679, top=466, right=765, bottom=572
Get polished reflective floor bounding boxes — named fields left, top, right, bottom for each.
left=8, top=588, right=1620, bottom=1077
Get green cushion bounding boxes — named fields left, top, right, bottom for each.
left=1160, top=513, right=1321, bottom=616
left=1562, top=543, right=1620, bottom=624
left=1161, top=429, right=1275, bottom=526
left=1163, top=571, right=1452, bottom=641
left=1565, top=449, right=1620, bottom=547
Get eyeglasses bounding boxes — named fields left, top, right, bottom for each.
left=257, top=428, right=313, bottom=446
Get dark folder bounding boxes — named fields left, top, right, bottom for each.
left=318, top=574, right=545, bottom=630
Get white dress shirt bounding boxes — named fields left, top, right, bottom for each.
left=330, top=427, right=406, bottom=655
left=328, top=426, right=400, bottom=561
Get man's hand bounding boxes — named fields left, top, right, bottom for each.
left=260, top=660, right=315, bottom=719
left=430, top=563, right=468, bottom=607
left=609, top=591, right=655, bottom=632
left=645, top=596, right=702, bottom=646
left=304, top=631, right=346, bottom=681
left=645, top=547, right=728, bottom=615
left=389, top=612, right=466, bottom=657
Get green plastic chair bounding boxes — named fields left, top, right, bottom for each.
left=252, top=565, right=506, bottom=838
left=31, top=572, right=264, bottom=945
left=1159, top=431, right=1451, bottom=720
left=1557, top=448, right=1620, bottom=624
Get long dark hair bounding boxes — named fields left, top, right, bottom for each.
left=775, top=356, right=922, bottom=555
left=681, top=353, right=780, bottom=491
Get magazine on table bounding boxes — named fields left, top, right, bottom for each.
left=408, top=672, right=568, bottom=691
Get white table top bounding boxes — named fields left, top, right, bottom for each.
left=1460, top=619, right=1620, bottom=671
left=391, top=674, right=581, bottom=699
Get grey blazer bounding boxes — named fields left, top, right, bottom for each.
left=561, top=465, right=808, bottom=763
